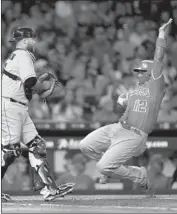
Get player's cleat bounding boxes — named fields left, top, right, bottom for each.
left=41, top=183, right=75, bottom=202
left=99, top=175, right=111, bottom=184
left=1, top=193, right=11, bottom=202
left=140, top=167, right=150, bottom=190
left=140, top=167, right=154, bottom=196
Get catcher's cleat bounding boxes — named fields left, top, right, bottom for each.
left=99, top=175, right=111, bottom=184
left=2, top=193, right=11, bottom=202
left=33, top=180, right=46, bottom=192
left=42, top=183, right=75, bottom=202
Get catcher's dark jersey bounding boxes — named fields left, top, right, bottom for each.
left=121, top=62, right=165, bottom=134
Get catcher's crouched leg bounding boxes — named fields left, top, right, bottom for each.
left=2, top=143, right=21, bottom=179
left=27, top=135, right=74, bottom=201
left=27, top=135, right=57, bottom=191
left=1, top=143, right=21, bottom=202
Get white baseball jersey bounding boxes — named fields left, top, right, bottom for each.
left=2, top=49, right=38, bottom=146
left=2, top=49, right=36, bottom=104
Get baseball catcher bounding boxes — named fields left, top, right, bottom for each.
left=2, top=26, right=74, bottom=202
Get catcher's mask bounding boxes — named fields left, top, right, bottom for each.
left=133, top=60, right=153, bottom=76
left=9, top=27, right=36, bottom=43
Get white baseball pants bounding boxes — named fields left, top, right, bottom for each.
left=80, top=122, right=148, bottom=185
left=2, top=97, right=38, bottom=146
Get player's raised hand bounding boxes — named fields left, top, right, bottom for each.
left=159, top=18, right=173, bottom=34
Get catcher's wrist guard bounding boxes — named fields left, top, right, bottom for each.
left=156, top=38, right=166, bottom=49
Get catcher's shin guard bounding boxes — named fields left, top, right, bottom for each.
left=31, top=167, right=45, bottom=191
left=28, top=135, right=57, bottom=190
left=37, top=159, right=57, bottom=189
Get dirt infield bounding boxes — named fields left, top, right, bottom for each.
left=2, top=195, right=177, bottom=213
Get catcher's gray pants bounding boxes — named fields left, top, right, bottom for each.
left=2, top=97, right=38, bottom=146
left=80, top=122, right=148, bottom=185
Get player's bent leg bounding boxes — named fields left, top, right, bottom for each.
left=96, top=136, right=148, bottom=187
left=79, top=125, right=111, bottom=161
left=1, top=142, right=22, bottom=202
left=27, top=135, right=74, bottom=201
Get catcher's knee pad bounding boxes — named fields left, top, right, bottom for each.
left=28, top=135, right=47, bottom=159
left=28, top=135, right=47, bottom=170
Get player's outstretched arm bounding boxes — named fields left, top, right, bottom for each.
left=152, top=18, right=173, bottom=79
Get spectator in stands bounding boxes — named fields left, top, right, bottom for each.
left=129, top=19, right=147, bottom=47
left=158, top=92, right=177, bottom=123
left=29, top=94, right=50, bottom=120
left=35, top=59, right=50, bottom=76
left=2, top=156, right=31, bottom=191
left=51, top=90, right=83, bottom=123
left=37, top=28, right=56, bottom=59
left=28, top=5, right=45, bottom=28
left=114, top=25, right=136, bottom=60
left=163, top=150, right=177, bottom=189
left=106, top=25, right=117, bottom=45
left=147, top=154, right=171, bottom=190
left=13, top=3, right=22, bottom=20
left=133, top=153, right=171, bottom=192
left=92, top=25, right=112, bottom=65
left=137, top=150, right=149, bottom=168
left=93, top=94, right=118, bottom=125
left=169, top=151, right=177, bottom=185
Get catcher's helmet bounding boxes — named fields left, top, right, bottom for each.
left=9, top=27, right=36, bottom=43
left=133, top=60, right=153, bottom=75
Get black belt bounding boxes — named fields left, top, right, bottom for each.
left=10, top=98, right=27, bottom=106
left=121, top=122, right=142, bottom=136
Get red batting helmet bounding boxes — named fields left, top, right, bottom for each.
left=133, top=60, right=153, bottom=75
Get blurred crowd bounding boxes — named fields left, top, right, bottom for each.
left=2, top=0, right=177, bottom=124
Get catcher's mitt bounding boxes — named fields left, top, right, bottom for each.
left=37, top=72, right=62, bottom=99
